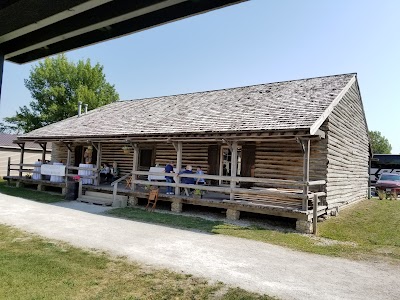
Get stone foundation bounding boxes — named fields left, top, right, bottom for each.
left=226, top=209, right=240, bottom=220
left=171, top=201, right=182, bottom=213
left=16, top=182, right=24, bottom=188
left=128, top=196, right=138, bottom=206
left=296, top=220, right=313, bottom=234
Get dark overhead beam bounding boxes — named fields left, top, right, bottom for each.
left=3, top=0, right=182, bottom=59
left=0, top=0, right=91, bottom=37
left=3, top=0, right=245, bottom=63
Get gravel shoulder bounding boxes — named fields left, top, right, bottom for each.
left=0, top=195, right=399, bottom=300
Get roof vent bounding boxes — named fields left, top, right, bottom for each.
left=78, top=101, right=82, bottom=117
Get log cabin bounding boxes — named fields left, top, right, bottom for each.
left=7, top=73, right=370, bottom=233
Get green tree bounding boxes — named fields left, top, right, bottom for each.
left=3, top=54, right=119, bottom=133
left=369, top=130, right=392, bottom=154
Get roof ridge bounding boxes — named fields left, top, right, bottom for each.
left=121, top=73, right=357, bottom=102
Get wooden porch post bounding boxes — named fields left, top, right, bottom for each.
left=18, top=143, right=25, bottom=177
left=65, top=144, right=71, bottom=185
left=131, top=144, right=139, bottom=191
left=174, top=142, right=182, bottom=196
left=230, top=141, right=238, bottom=201
left=7, top=157, right=11, bottom=185
left=302, top=139, right=311, bottom=211
left=95, top=142, right=101, bottom=186
left=39, top=142, right=47, bottom=163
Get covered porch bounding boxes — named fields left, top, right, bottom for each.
left=9, top=129, right=327, bottom=232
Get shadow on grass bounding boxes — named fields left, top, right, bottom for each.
left=0, top=181, right=64, bottom=203
left=107, top=207, right=225, bottom=233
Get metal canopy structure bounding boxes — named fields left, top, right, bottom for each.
left=0, top=0, right=246, bottom=97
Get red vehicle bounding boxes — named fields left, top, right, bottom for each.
left=375, top=173, right=400, bottom=199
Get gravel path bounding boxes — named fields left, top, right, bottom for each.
left=0, top=195, right=399, bottom=300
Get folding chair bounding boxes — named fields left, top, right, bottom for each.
left=125, top=176, right=132, bottom=189
left=145, top=189, right=159, bottom=211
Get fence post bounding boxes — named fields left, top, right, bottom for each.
left=7, top=157, right=10, bottom=185
left=313, top=194, right=318, bottom=235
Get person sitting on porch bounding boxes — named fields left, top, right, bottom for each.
left=164, top=161, right=175, bottom=195
left=195, top=166, right=205, bottom=185
left=179, top=165, right=195, bottom=195
left=100, top=163, right=111, bottom=183
left=180, top=165, right=195, bottom=184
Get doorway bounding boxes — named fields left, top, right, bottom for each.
left=219, top=145, right=242, bottom=185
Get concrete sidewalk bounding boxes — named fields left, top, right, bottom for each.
left=0, top=195, right=399, bottom=300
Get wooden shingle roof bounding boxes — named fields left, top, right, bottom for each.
left=20, top=73, right=356, bottom=140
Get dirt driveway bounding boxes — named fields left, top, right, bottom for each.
left=0, top=195, right=399, bottom=300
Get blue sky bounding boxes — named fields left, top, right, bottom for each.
left=1, top=0, right=399, bottom=153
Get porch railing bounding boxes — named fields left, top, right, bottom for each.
left=5, top=160, right=98, bottom=186
left=122, top=170, right=325, bottom=212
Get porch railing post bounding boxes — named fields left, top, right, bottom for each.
left=313, top=194, right=318, bottom=235
left=40, top=142, right=47, bottom=165
left=64, top=144, right=71, bottom=185
left=78, top=179, right=83, bottom=198
left=7, top=157, right=10, bottom=185
left=95, top=142, right=101, bottom=186
left=302, top=139, right=310, bottom=211
left=131, top=144, right=139, bottom=191
left=230, top=141, right=238, bottom=201
left=19, top=143, right=25, bottom=177
left=175, top=141, right=182, bottom=196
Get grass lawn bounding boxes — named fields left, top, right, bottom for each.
left=0, top=224, right=274, bottom=300
left=110, top=198, right=400, bottom=262
left=0, top=181, right=64, bottom=203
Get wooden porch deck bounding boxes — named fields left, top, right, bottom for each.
left=82, top=183, right=327, bottom=222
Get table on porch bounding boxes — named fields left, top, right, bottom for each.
left=148, top=167, right=178, bottom=181
left=78, top=163, right=94, bottom=185
left=50, top=162, right=65, bottom=183
left=32, top=161, right=42, bottom=180
left=148, top=167, right=190, bottom=195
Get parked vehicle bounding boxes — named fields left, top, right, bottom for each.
left=375, top=173, right=400, bottom=200
left=370, top=154, right=400, bottom=185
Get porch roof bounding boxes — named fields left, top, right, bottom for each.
left=18, top=73, right=356, bottom=141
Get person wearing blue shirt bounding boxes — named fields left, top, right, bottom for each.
left=180, top=165, right=195, bottom=185
left=165, top=161, right=174, bottom=194
left=195, top=166, right=205, bottom=185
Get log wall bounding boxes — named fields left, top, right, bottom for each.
left=52, top=142, right=136, bottom=176
left=254, top=137, right=327, bottom=186
left=155, top=142, right=210, bottom=172
left=325, top=81, right=369, bottom=209
left=52, top=138, right=329, bottom=187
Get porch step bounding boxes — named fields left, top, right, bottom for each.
left=85, top=191, right=128, bottom=201
left=77, top=195, right=113, bottom=206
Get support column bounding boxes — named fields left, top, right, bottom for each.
left=18, top=143, right=25, bottom=177
left=0, top=52, right=4, bottom=101
left=39, top=142, right=47, bottom=163
left=64, top=144, right=71, bottom=184
left=131, top=144, right=139, bottom=192
left=230, top=141, right=238, bottom=201
left=302, top=139, right=310, bottom=211
left=7, top=157, right=10, bottom=185
left=95, top=142, right=101, bottom=186
left=174, top=142, right=182, bottom=196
